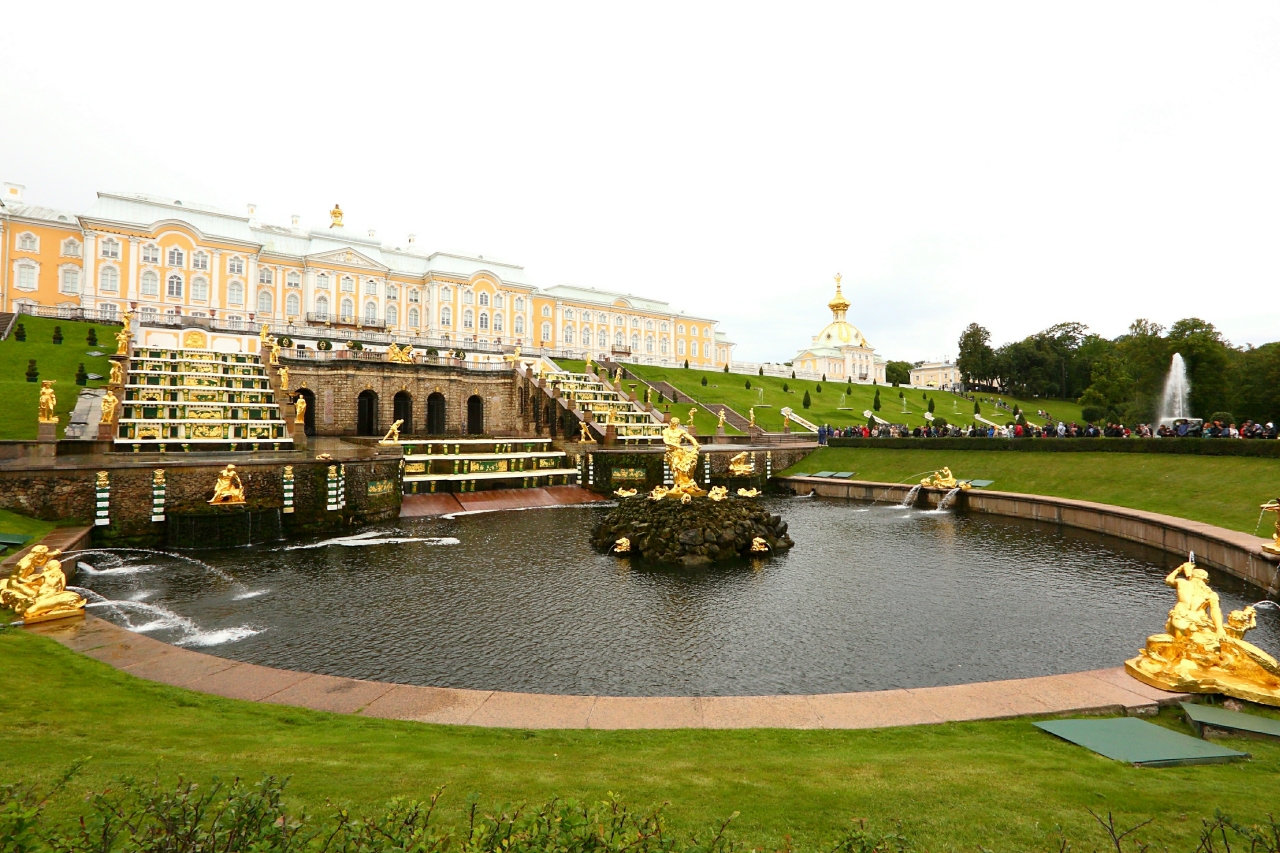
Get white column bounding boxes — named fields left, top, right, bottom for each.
left=126, top=237, right=140, bottom=302
left=81, top=231, right=97, bottom=309
left=210, top=250, right=222, bottom=310
left=275, top=264, right=285, bottom=318
left=247, top=254, right=259, bottom=322
left=302, top=267, right=312, bottom=325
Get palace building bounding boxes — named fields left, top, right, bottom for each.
left=0, top=182, right=732, bottom=368
left=791, top=275, right=886, bottom=383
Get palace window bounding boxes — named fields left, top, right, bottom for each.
left=441, top=286, right=452, bottom=302
left=98, top=266, right=119, bottom=293
left=463, top=309, right=474, bottom=329
left=191, top=276, right=208, bottom=301
left=541, top=322, right=551, bottom=342
left=562, top=325, right=573, bottom=344
left=542, top=305, right=551, bottom=317
left=493, top=313, right=503, bottom=332
left=514, top=296, right=524, bottom=312
left=259, top=267, right=273, bottom=285
left=386, top=304, right=397, bottom=326
left=614, top=315, right=623, bottom=326
left=141, top=270, right=159, bottom=297
left=661, top=322, right=668, bottom=332
left=315, top=273, right=329, bottom=290
left=463, top=290, right=474, bottom=305
left=408, top=288, right=419, bottom=303
left=598, top=329, right=607, bottom=348
left=441, top=306, right=452, bottom=326
left=479, top=312, right=489, bottom=330
left=646, top=335, right=654, bottom=353
left=315, top=295, right=329, bottom=315
left=286, top=271, right=301, bottom=289
left=646, top=320, right=653, bottom=330
left=493, top=294, right=503, bottom=308
left=631, top=333, right=639, bottom=350
left=61, top=238, right=81, bottom=257
left=677, top=324, right=685, bottom=335
left=678, top=340, right=685, bottom=355
left=166, top=246, right=183, bottom=267
left=192, top=252, right=209, bottom=271
left=257, top=291, right=272, bottom=314
left=703, top=327, right=711, bottom=337
left=341, top=276, right=354, bottom=293
left=514, top=316, right=524, bottom=334
left=479, top=292, right=489, bottom=307
left=629, top=318, right=637, bottom=329
left=660, top=339, right=669, bottom=355
left=227, top=280, right=244, bottom=305
left=407, top=307, right=419, bottom=327
left=691, top=341, right=699, bottom=358
left=142, top=243, right=160, bottom=264
left=166, top=273, right=183, bottom=298
left=100, top=238, right=121, bottom=259
left=286, top=293, right=300, bottom=317
left=228, top=256, right=244, bottom=275
left=386, top=284, right=398, bottom=300
left=563, top=308, right=572, bottom=319
left=17, top=232, right=38, bottom=252
left=59, top=267, right=79, bottom=295
left=364, top=302, right=377, bottom=323
left=364, top=279, right=377, bottom=296
left=614, top=331, right=623, bottom=346
left=14, top=263, right=37, bottom=291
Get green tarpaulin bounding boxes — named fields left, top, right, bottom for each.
left=1034, top=717, right=1249, bottom=767
left=1183, top=702, right=1280, bottom=741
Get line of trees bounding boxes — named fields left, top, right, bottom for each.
left=956, top=318, right=1280, bottom=425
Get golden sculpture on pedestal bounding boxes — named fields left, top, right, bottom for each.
left=748, top=407, right=756, bottom=428
left=614, top=367, right=622, bottom=385
left=660, top=417, right=705, bottom=497
left=386, top=343, right=414, bottom=364
left=717, top=409, right=727, bottom=429
left=269, top=337, right=282, bottom=366
left=293, top=395, right=307, bottom=425
left=1261, top=499, right=1280, bottom=556
left=584, top=354, right=593, bottom=374
left=278, top=366, right=290, bottom=392
left=208, top=464, right=246, bottom=505
left=379, top=419, right=404, bottom=445
left=707, top=486, right=728, bottom=502
left=99, top=390, right=119, bottom=424
left=115, top=326, right=132, bottom=356
left=37, top=381, right=58, bottom=423
left=1125, top=556, right=1280, bottom=707
left=920, top=467, right=969, bottom=489
left=330, top=204, right=344, bottom=227
left=579, top=421, right=596, bottom=443
left=1, top=545, right=86, bottom=624
left=108, top=360, right=125, bottom=386
left=728, top=451, right=754, bottom=476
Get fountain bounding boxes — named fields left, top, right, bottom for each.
left=936, top=487, right=962, bottom=511
left=898, top=484, right=921, bottom=508
left=1157, top=353, right=1192, bottom=425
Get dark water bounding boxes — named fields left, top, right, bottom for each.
left=71, top=497, right=1280, bottom=696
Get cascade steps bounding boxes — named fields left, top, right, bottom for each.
left=400, top=436, right=578, bottom=493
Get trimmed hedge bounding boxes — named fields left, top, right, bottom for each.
left=826, top=437, right=1280, bottom=458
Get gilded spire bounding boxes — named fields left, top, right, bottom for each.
left=828, top=272, right=850, bottom=319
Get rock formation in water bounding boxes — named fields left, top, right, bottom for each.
left=592, top=496, right=793, bottom=566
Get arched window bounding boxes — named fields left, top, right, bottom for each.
left=61, top=238, right=80, bottom=257
left=408, top=289, right=419, bottom=303
left=646, top=335, right=654, bottom=353
left=257, top=290, right=273, bottom=314
left=463, top=309, right=474, bottom=329
left=513, top=315, right=524, bottom=334
left=646, top=320, right=654, bottom=330
left=691, top=341, right=699, bottom=358
left=614, top=331, right=623, bottom=346
left=316, top=295, right=329, bottom=315
left=563, top=326, right=573, bottom=344
left=541, top=322, right=551, bottom=341
left=479, top=292, right=489, bottom=306
left=364, top=301, right=378, bottom=322
left=364, top=279, right=377, bottom=295
left=315, top=273, right=329, bottom=290
left=677, top=324, right=685, bottom=335
left=386, top=284, right=398, bottom=300
left=259, top=267, right=273, bottom=284
left=17, top=232, right=38, bottom=251
left=286, top=293, right=300, bottom=317
left=479, top=312, right=489, bottom=330
left=514, top=296, right=524, bottom=311
left=660, top=338, right=669, bottom=354
left=191, top=276, right=208, bottom=301
left=340, top=298, right=354, bottom=319
left=166, top=274, right=183, bottom=298
left=678, top=340, right=686, bottom=356
left=192, top=252, right=209, bottom=271
left=563, top=308, right=573, bottom=319
left=493, top=314, right=504, bottom=332
left=661, top=322, right=669, bottom=332
left=166, top=246, right=184, bottom=267
left=541, top=305, right=551, bottom=317
left=598, top=329, right=608, bottom=348
left=463, top=290, right=474, bottom=305
left=228, top=256, right=244, bottom=275
left=631, top=318, right=639, bottom=329
left=493, top=294, right=503, bottom=308
left=142, top=243, right=160, bottom=264
left=407, top=307, right=419, bottom=327
left=614, top=315, right=623, bottom=326
left=631, top=333, right=639, bottom=350
left=286, top=271, right=301, bottom=288
left=441, top=306, right=452, bottom=326
left=100, top=238, right=120, bottom=259
left=441, top=286, right=452, bottom=302
left=341, top=276, right=354, bottom=293
left=227, top=280, right=243, bottom=305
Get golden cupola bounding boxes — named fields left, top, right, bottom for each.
left=811, top=272, right=870, bottom=348
left=828, top=273, right=851, bottom=322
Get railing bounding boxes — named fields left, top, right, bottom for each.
left=305, top=312, right=387, bottom=330
left=281, top=349, right=514, bottom=371
left=17, top=304, right=124, bottom=325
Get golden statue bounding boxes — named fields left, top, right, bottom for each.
left=648, top=486, right=670, bottom=501
left=748, top=407, right=755, bottom=428
left=614, top=367, right=622, bottom=385
left=269, top=337, right=281, bottom=366
left=644, top=387, right=651, bottom=405
left=579, top=421, right=595, bottom=443
left=737, top=488, right=761, bottom=498
left=750, top=537, right=770, bottom=553
left=1126, top=557, right=1280, bottom=706
left=278, top=366, right=290, bottom=391
left=259, top=322, right=271, bottom=344
left=386, top=342, right=414, bottom=364
left=330, top=203, right=344, bottom=227
left=0, top=545, right=85, bottom=624
left=115, top=325, right=132, bottom=356
left=717, top=409, right=727, bottom=429
left=99, top=390, right=119, bottom=424
left=584, top=354, right=593, bottom=374
left=108, top=360, right=125, bottom=386
left=293, top=395, right=307, bottom=425
left=208, top=464, right=246, bottom=505
left=728, top=451, right=753, bottom=476
left=613, top=537, right=631, bottom=554
left=614, top=488, right=637, bottom=498
left=1261, top=499, right=1280, bottom=556
left=921, top=467, right=969, bottom=489
left=660, top=417, right=704, bottom=497
left=707, top=486, right=728, bottom=502
left=379, top=419, right=404, bottom=445
left=37, top=381, right=58, bottom=423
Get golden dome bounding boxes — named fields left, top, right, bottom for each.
left=828, top=273, right=850, bottom=313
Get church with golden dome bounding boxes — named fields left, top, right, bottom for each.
left=791, top=274, right=886, bottom=384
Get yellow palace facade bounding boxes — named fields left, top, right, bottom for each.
left=0, top=182, right=733, bottom=367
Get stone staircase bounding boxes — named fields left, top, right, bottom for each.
left=0, top=312, right=16, bottom=340
left=625, top=375, right=752, bottom=432
left=541, top=368, right=665, bottom=443
left=400, top=437, right=578, bottom=494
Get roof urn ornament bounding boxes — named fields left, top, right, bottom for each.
left=330, top=204, right=344, bottom=228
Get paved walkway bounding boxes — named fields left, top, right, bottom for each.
left=26, top=615, right=1187, bottom=730
left=1, top=525, right=93, bottom=572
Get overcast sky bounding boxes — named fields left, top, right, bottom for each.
left=3, top=3, right=1277, bottom=363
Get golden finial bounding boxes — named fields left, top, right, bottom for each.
left=828, top=272, right=850, bottom=315
left=330, top=204, right=344, bottom=228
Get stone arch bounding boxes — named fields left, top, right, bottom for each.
left=393, top=390, right=413, bottom=435
left=466, top=395, right=484, bottom=435
left=357, top=389, right=378, bottom=436
left=426, top=392, right=447, bottom=435
left=296, top=388, right=317, bottom=437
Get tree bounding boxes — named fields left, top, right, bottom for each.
left=822, top=373, right=827, bottom=381
left=86, top=328, right=98, bottom=346
left=845, top=385, right=852, bottom=395
left=815, top=383, right=822, bottom=393
left=802, top=390, right=811, bottom=409
left=25, top=359, right=38, bottom=382
left=52, top=326, right=63, bottom=345
left=873, top=389, right=881, bottom=411
left=745, top=379, right=751, bottom=390
left=758, top=366, right=763, bottom=376
left=791, top=370, right=796, bottom=379
left=723, top=363, right=729, bottom=373
left=783, top=382, right=789, bottom=393
left=974, top=400, right=981, bottom=415
left=701, top=376, right=707, bottom=386
left=927, top=397, right=935, bottom=414
left=1166, top=318, right=1232, bottom=419
left=956, top=323, right=995, bottom=387
left=683, top=359, right=689, bottom=369
left=1077, top=354, right=1135, bottom=423
left=13, top=323, right=25, bottom=342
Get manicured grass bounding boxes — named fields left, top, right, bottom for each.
left=783, top=447, right=1280, bottom=535
left=1, top=630, right=1278, bottom=852
left=0, top=316, right=115, bottom=439
left=0, top=508, right=55, bottom=558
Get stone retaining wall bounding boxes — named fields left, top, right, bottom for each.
left=781, top=477, right=1280, bottom=593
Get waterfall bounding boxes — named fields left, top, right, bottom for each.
left=937, top=487, right=962, bottom=511
left=899, top=484, right=921, bottom=508
left=1157, top=353, right=1191, bottom=424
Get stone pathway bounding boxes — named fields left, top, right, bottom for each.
left=25, top=615, right=1187, bottom=730
left=1, top=525, right=93, bottom=571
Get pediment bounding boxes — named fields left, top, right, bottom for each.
left=307, top=247, right=387, bottom=271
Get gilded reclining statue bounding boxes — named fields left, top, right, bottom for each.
left=1, top=545, right=85, bottom=624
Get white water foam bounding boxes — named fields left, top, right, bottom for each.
left=77, top=561, right=156, bottom=577
left=231, top=589, right=270, bottom=600
left=84, top=597, right=258, bottom=647
left=282, top=535, right=460, bottom=551
left=440, top=502, right=613, bottom=520
left=178, top=626, right=261, bottom=647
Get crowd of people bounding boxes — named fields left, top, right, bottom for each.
left=813, top=418, right=1279, bottom=443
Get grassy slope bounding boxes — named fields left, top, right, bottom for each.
left=554, top=359, right=740, bottom=436
left=783, top=448, right=1280, bottom=534
left=592, top=362, right=1083, bottom=432
left=0, top=316, right=114, bottom=439
left=1, top=630, right=1278, bottom=852
left=0, top=508, right=55, bottom=558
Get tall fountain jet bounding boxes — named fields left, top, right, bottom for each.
left=1157, top=353, right=1191, bottom=424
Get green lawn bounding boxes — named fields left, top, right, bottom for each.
left=1, top=630, right=1278, bottom=852
left=0, top=315, right=115, bottom=439
left=560, top=361, right=1083, bottom=433
left=0, top=508, right=55, bottom=559
left=783, top=448, right=1280, bottom=535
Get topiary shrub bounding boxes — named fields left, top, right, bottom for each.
left=783, top=382, right=789, bottom=392
left=974, top=400, right=981, bottom=415
left=277, top=336, right=293, bottom=347
left=928, top=398, right=935, bottom=413
left=1208, top=411, right=1235, bottom=425
left=802, top=390, right=811, bottom=409
left=75, top=363, right=87, bottom=386
left=723, top=363, right=729, bottom=373
left=86, top=328, right=98, bottom=346
left=934, top=417, right=948, bottom=427
left=426, top=347, right=438, bottom=357
left=51, top=326, right=63, bottom=345
left=683, top=359, right=689, bottom=369
left=815, top=383, right=822, bottom=393
left=701, top=376, right=707, bottom=386
left=316, top=339, right=333, bottom=351
left=873, top=389, right=881, bottom=411
left=745, top=379, right=751, bottom=390
left=25, top=359, right=38, bottom=382
left=347, top=340, right=363, bottom=351
left=13, top=322, right=26, bottom=341
left=758, top=366, right=763, bottom=376
left=822, top=373, right=827, bottom=381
